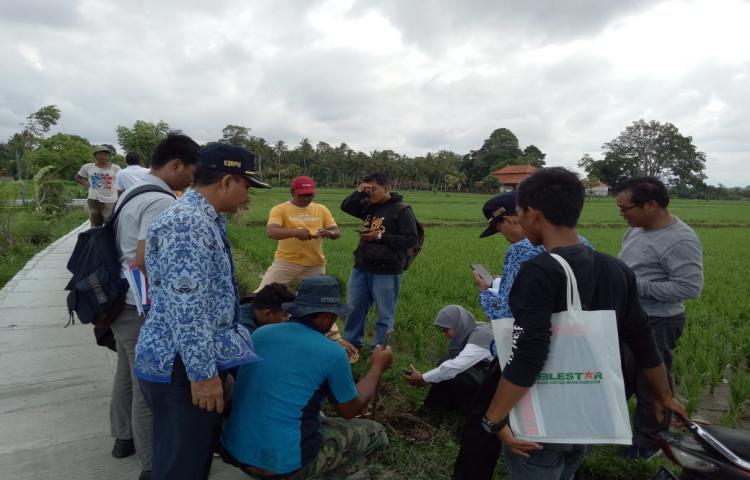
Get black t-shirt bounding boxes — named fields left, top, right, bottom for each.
left=503, top=243, right=663, bottom=388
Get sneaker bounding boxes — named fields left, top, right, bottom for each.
left=621, top=445, right=661, bottom=460
left=111, top=438, right=135, bottom=459
left=138, top=471, right=151, bottom=480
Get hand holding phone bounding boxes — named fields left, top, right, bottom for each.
left=470, top=263, right=494, bottom=285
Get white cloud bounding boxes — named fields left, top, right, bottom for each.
left=0, top=0, right=748, bottom=185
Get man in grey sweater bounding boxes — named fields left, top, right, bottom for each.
left=615, top=176, right=703, bottom=459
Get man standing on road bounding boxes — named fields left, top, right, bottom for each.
left=135, top=143, right=270, bottom=480
left=116, top=151, right=151, bottom=195
left=453, top=168, right=686, bottom=480
left=110, top=133, right=200, bottom=480
left=256, top=175, right=340, bottom=290
left=340, top=172, right=419, bottom=348
left=221, top=275, right=393, bottom=478
left=75, top=145, right=121, bottom=227
left=615, top=176, right=704, bottom=459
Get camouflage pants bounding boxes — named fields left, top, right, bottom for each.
left=224, top=416, right=389, bottom=480
left=297, top=416, right=389, bottom=480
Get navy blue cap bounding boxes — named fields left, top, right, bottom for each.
left=282, top=275, right=352, bottom=318
left=479, top=192, right=517, bottom=238
left=196, top=143, right=270, bottom=189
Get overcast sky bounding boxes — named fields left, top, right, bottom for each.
left=1, top=0, right=749, bottom=186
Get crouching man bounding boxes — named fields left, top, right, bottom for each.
left=221, top=275, right=393, bottom=478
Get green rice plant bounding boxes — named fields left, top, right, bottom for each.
left=224, top=190, right=750, bottom=479
left=684, top=367, right=707, bottom=416
left=721, top=367, right=750, bottom=427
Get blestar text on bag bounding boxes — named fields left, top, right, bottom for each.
left=491, top=253, right=632, bottom=444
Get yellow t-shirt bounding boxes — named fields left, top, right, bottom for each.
left=268, top=201, right=337, bottom=267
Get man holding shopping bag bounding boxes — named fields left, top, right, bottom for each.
left=452, top=167, right=686, bottom=480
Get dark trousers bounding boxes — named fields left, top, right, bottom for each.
left=140, top=356, right=222, bottom=480
left=623, top=312, right=686, bottom=449
left=452, top=360, right=503, bottom=480
left=424, top=361, right=492, bottom=416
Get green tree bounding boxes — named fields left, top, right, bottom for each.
left=519, top=144, right=546, bottom=167
left=25, top=105, right=61, bottom=138
left=580, top=119, right=707, bottom=188
left=220, top=125, right=251, bottom=146
left=3, top=105, right=62, bottom=178
left=23, top=133, right=91, bottom=180
left=461, top=128, right=524, bottom=187
left=273, top=140, right=288, bottom=184
left=115, top=120, right=170, bottom=164
left=296, top=138, right=314, bottom=173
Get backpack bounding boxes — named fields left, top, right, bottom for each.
left=397, top=202, right=424, bottom=271
left=65, top=184, right=175, bottom=327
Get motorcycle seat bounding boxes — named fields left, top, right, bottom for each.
left=703, top=424, right=750, bottom=460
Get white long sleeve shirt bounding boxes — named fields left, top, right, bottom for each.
left=422, top=343, right=493, bottom=383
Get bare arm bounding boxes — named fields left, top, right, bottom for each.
left=75, top=174, right=89, bottom=189
left=316, top=225, right=340, bottom=240
left=485, top=376, right=529, bottom=425
left=134, top=239, right=147, bottom=273
left=266, top=223, right=311, bottom=241
left=641, top=364, right=687, bottom=422
left=334, top=346, right=393, bottom=419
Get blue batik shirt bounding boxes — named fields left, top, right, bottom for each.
left=134, top=190, right=260, bottom=383
left=479, top=236, right=593, bottom=320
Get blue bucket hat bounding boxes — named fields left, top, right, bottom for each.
left=282, top=275, right=352, bottom=318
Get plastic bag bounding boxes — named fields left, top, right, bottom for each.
left=492, top=253, right=632, bottom=444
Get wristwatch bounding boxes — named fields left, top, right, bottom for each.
left=377, top=231, right=382, bottom=240
left=481, top=415, right=508, bottom=434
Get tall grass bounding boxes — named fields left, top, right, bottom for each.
left=0, top=207, right=88, bottom=287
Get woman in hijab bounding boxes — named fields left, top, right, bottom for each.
left=404, top=305, right=494, bottom=415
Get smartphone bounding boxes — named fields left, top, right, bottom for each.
left=401, top=369, right=413, bottom=375
left=470, top=263, right=494, bottom=285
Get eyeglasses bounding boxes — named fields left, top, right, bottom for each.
left=617, top=203, right=641, bottom=212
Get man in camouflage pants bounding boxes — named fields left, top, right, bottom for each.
left=221, top=275, right=393, bottom=479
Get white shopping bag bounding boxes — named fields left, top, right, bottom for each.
left=491, top=253, right=632, bottom=444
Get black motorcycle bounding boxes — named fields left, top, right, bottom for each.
left=653, top=415, right=750, bottom=479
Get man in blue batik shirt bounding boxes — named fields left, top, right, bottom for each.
left=134, top=143, right=270, bottom=480
left=474, top=192, right=591, bottom=320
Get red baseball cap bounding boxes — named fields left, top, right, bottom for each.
left=291, top=176, right=316, bottom=194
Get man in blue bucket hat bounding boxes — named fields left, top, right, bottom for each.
left=222, top=275, right=394, bottom=478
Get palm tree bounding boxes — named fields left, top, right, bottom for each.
left=273, top=140, right=287, bottom=183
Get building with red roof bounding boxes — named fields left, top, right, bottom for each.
left=490, top=164, right=537, bottom=190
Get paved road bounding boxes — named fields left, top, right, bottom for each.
left=0, top=223, right=237, bottom=479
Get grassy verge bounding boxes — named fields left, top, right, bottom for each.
left=0, top=207, right=88, bottom=287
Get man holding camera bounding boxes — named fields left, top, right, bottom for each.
left=340, top=172, right=419, bottom=348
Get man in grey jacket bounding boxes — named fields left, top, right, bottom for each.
left=615, top=176, right=703, bottom=459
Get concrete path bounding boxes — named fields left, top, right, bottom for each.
left=0, top=223, right=237, bottom=479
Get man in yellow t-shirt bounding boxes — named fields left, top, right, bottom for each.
left=257, top=176, right=341, bottom=290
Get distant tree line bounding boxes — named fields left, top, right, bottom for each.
left=1, top=106, right=745, bottom=200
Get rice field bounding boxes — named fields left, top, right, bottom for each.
left=228, top=188, right=750, bottom=479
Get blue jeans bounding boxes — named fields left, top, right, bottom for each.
left=502, top=444, right=590, bottom=480
left=343, top=268, right=402, bottom=347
